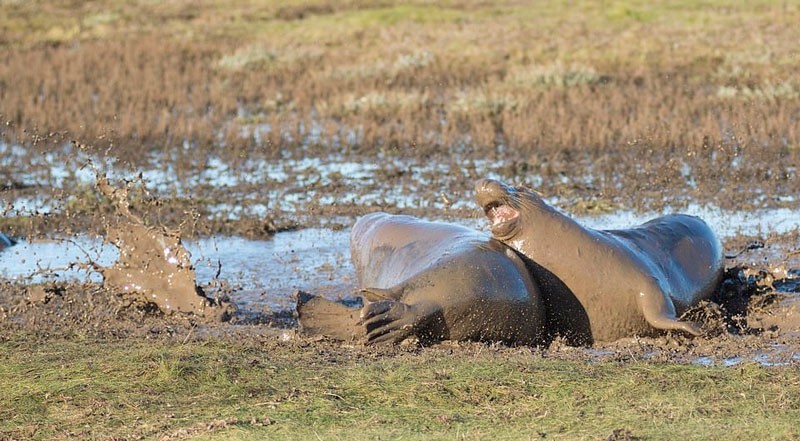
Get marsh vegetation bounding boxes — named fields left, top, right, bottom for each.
left=1, top=1, right=799, bottom=439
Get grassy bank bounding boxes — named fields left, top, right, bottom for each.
left=1, top=337, right=798, bottom=440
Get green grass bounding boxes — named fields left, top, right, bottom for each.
left=1, top=338, right=798, bottom=440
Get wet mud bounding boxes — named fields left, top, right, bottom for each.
left=1, top=256, right=798, bottom=366
left=1, top=148, right=799, bottom=360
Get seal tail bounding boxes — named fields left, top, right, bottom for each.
left=295, top=290, right=362, bottom=341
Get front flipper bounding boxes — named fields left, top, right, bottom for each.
left=637, top=289, right=703, bottom=337
left=358, top=299, right=442, bottom=345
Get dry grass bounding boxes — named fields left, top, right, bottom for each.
left=1, top=0, right=799, bottom=234
left=2, top=1, right=799, bottom=163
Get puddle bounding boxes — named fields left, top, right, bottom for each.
left=2, top=141, right=799, bottom=362
left=4, top=142, right=800, bottom=234
left=2, top=160, right=797, bottom=314
left=692, top=350, right=800, bottom=367
left=3, top=188, right=799, bottom=311
left=3, top=213, right=796, bottom=311
left=4, top=143, right=800, bottom=237
left=0, top=229, right=354, bottom=311
left=0, top=236, right=117, bottom=283
left=190, top=230, right=355, bottom=310
left=692, top=356, right=748, bottom=367
left=692, top=356, right=715, bottom=367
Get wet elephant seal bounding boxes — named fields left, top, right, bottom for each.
left=475, top=178, right=724, bottom=344
left=297, top=212, right=546, bottom=345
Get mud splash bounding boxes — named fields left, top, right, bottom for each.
left=95, top=176, right=228, bottom=319
left=0, top=230, right=355, bottom=311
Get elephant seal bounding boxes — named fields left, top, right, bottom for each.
left=475, top=178, right=724, bottom=344
left=297, top=212, right=546, bottom=345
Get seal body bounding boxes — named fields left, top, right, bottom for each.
left=298, top=212, right=546, bottom=345
left=475, top=179, right=724, bottom=344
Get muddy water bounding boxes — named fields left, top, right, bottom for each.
left=577, top=204, right=800, bottom=238
left=188, top=230, right=356, bottom=310
left=4, top=144, right=799, bottom=249
left=0, top=229, right=355, bottom=311
left=3, top=209, right=798, bottom=310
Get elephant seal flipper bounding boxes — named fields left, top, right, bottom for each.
left=636, top=285, right=702, bottom=336
left=358, top=287, right=433, bottom=343
left=296, top=291, right=361, bottom=341
left=359, top=298, right=442, bottom=345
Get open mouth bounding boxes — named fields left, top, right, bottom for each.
left=475, top=178, right=521, bottom=237
left=483, top=200, right=520, bottom=229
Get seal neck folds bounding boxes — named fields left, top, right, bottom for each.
left=476, top=178, right=588, bottom=257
